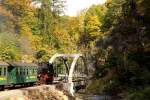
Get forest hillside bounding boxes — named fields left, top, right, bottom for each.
left=0, top=0, right=150, bottom=99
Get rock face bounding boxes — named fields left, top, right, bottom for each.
left=0, top=85, right=74, bottom=100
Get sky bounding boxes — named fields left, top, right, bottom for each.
left=65, top=0, right=107, bottom=16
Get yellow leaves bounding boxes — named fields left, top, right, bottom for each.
left=0, top=5, right=13, bottom=18
left=86, top=15, right=101, bottom=38
left=0, top=33, right=21, bottom=60
left=51, top=16, right=80, bottom=53
left=31, top=35, right=42, bottom=50
left=67, top=17, right=80, bottom=31
left=87, top=16, right=100, bottom=29
left=77, top=4, right=107, bottom=50
left=21, top=54, right=34, bottom=63
left=54, top=26, right=69, bottom=44
left=136, top=0, right=145, bottom=16
left=4, top=0, right=32, bottom=11
left=19, top=23, right=32, bottom=36
left=90, top=32, right=100, bottom=37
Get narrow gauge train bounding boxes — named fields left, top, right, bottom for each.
left=0, top=61, right=54, bottom=90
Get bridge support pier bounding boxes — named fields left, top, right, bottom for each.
left=61, top=82, right=74, bottom=96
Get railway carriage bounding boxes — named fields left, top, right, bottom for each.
left=0, top=62, right=38, bottom=90
left=8, top=62, right=38, bottom=85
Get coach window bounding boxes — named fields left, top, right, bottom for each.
left=20, top=68, right=22, bottom=75
left=0, top=67, right=2, bottom=76
left=22, top=68, right=24, bottom=75
left=30, top=68, right=32, bottom=75
left=27, top=68, right=28, bottom=75
left=28, top=68, right=30, bottom=75
left=29, top=68, right=32, bottom=75
left=32, top=68, right=33, bottom=75
left=32, top=68, right=34, bottom=75
left=19, top=68, right=21, bottom=75
left=23, top=68, right=25, bottom=75
left=23, top=68, right=26, bottom=75
left=25, top=68, right=27, bottom=75
left=24, top=68, right=26, bottom=75
left=4, top=67, right=6, bottom=76
left=16, top=68, right=18, bottom=75
left=33, top=68, right=35, bottom=75
left=34, top=68, right=36, bottom=74
left=26, top=68, right=28, bottom=75
left=20, top=68, right=21, bottom=75
left=34, top=68, right=37, bottom=75
left=18, top=68, right=20, bottom=75
left=16, top=68, right=17, bottom=75
left=34, top=68, right=36, bottom=75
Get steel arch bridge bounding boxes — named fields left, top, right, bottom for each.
left=49, top=54, right=88, bottom=95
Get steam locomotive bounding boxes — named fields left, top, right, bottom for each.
left=37, top=62, right=54, bottom=84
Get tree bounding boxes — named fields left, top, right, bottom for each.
left=78, top=4, right=106, bottom=48
left=0, top=33, right=21, bottom=60
left=0, top=4, right=14, bottom=33
left=90, top=0, right=150, bottom=98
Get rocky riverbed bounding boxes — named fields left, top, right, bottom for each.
left=0, top=85, right=74, bottom=100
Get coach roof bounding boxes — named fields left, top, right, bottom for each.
left=8, top=62, right=38, bottom=67
left=0, top=61, right=9, bottom=66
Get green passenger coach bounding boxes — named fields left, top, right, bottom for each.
left=8, top=62, right=38, bottom=85
left=0, top=62, right=38, bottom=90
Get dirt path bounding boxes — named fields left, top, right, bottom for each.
left=0, top=85, right=73, bottom=100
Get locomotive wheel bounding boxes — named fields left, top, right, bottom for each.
left=0, top=85, right=4, bottom=91
left=39, top=76, right=46, bottom=84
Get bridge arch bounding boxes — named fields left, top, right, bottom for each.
left=49, top=54, right=88, bottom=95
